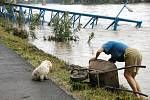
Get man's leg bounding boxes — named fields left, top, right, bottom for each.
left=124, top=71, right=138, bottom=93
left=132, top=73, right=142, bottom=93
left=132, top=74, right=144, bottom=100
left=124, top=71, right=144, bottom=100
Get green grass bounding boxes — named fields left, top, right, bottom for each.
left=0, top=26, right=140, bottom=100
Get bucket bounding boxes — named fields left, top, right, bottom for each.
left=89, top=59, right=119, bottom=88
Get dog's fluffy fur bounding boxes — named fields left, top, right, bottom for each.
left=32, top=60, right=52, bottom=81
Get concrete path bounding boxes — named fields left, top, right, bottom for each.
left=0, top=44, right=75, bottom=100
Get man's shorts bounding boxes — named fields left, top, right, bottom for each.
left=124, top=48, right=142, bottom=75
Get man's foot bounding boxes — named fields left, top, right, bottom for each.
left=139, top=95, right=145, bottom=100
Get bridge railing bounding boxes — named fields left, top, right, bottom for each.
left=0, top=2, right=142, bottom=30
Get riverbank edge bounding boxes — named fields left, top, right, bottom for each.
left=0, top=26, right=140, bottom=100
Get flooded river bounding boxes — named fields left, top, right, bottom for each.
left=29, top=3, right=150, bottom=96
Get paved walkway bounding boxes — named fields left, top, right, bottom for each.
left=0, top=44, right=75, bottom=100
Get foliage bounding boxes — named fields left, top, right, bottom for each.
left=12, top=27, right=28, bottom=39
left=0, top=11, right=28, bottom=39
left=6, top=7, right=28, bottom=39
left=87, top=32, right=94, bottom=43
left=16, top=11, right=25, bottom=29
left=29, top=13, right=40, bottom=30
left=0, top=18, right=13, bottom=32
left=49, top=11, right=79, bottom=42
left=70, top=81, right=89, bottom=91
left=29, top=13, right=41, bottom=39
left=3, top=4, right=28, bottom=39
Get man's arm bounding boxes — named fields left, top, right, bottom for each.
left=95, top=48, right=104, bottom=59
left=90, top=48, right=104, bottom=61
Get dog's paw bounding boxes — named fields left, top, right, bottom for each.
left=44, top=75, right=49, bottom=80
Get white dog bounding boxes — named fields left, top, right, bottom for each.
left=32, top=60, right=52, bottom=81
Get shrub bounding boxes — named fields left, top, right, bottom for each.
left=49, top=11, right=79, bottom=42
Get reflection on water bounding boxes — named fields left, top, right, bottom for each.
left=30, top=3, right=150, bottom=96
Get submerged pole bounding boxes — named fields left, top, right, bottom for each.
left=106, top=0, right=128, bottom=30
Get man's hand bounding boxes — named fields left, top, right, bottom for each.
left=89, top=57, right=97, bottom=62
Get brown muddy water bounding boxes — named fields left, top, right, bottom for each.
left=29, top=3, right=150, bottom=97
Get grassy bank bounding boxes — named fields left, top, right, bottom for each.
left=0, top=26, right=139, bottom=100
